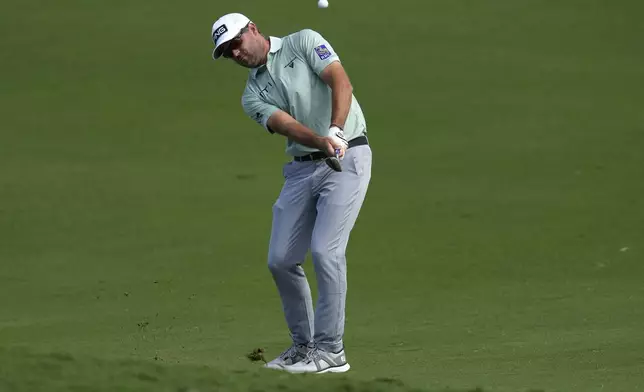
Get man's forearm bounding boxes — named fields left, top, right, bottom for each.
left=269, top=113, right=324, bottom=150
left=266, top=109, right=345, bottom=157
left=330, top=79, right=353, bottom=129
left=282, top=121, right=324, bottom=149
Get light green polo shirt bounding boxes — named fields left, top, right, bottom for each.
left=241, top=29, right=367, bottom=157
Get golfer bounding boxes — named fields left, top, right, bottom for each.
left=211, top=12, right=372, bottom=374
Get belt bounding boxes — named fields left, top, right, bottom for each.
left=293, top=136, right=369, bottom=162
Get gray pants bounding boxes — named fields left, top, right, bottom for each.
left=268, top=145, right=372, bottom=353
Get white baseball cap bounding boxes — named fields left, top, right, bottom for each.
left=211, top=13, right=251, bottom=60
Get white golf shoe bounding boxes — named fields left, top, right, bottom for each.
left=264, top=343, right=311, bottom=370
left=282, top=347, right=350, bottom=374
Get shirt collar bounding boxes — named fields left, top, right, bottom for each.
left=268, top=36, right=282, bottom=53
left=251, top=36, right=282, bottom=78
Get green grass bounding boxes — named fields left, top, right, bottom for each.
left=1, top=347, right=451, bottom=392
left=1, top=0, right=644, bottom=391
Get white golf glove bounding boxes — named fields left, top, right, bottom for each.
left=329, top=126, right=348, bottom=159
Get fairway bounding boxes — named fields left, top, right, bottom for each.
left=1, top=0, right=643, bottom=391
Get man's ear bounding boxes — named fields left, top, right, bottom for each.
left=249, top=23, right=259, bottom=34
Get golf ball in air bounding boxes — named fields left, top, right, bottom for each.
left=317, top=0, right=329, bottom=8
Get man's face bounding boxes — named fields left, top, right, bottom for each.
left=220, top=23, right=265, bottom=68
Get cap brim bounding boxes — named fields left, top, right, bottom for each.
left=212, top=39, right=232, bottom=60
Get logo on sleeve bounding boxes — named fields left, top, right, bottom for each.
left=254, top=112, right=263, bottom=124
left=314, top=44, right=332, bottom=60
left=213, top=24, right=228, bottom=44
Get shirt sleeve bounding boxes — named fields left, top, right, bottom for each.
left=241, top=88, right=280, bottom=134
left=293, top=29, right=340, bottom=75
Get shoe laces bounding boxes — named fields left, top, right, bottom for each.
left=302, top=347, right=321, bottom=364
left=280, top=344, right=306, bottom=360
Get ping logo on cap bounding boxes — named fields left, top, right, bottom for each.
left=213, top=24, right=228, bottom=43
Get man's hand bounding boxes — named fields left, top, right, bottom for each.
left=317, top=137, right=343, bottom=158
left=330, top=126, right=349, bottom=149
left=318, top=126, right=348, bottom=158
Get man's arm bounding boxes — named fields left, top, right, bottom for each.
left=293, top=29, right=352, bottom=131
left=320, top=61, right=353, bottom=130
left=242, top=84, right=344, bottom=157
left=267, top=110, right=343, bottom=157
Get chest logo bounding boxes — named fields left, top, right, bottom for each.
left=258, top=81, right=274, bottom=99
left=284, top=58, right=296, bottom=69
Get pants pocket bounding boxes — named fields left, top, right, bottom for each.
left=349, top=147, right=371, bottom=176
left=282, top=161, right=294, bottom=179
